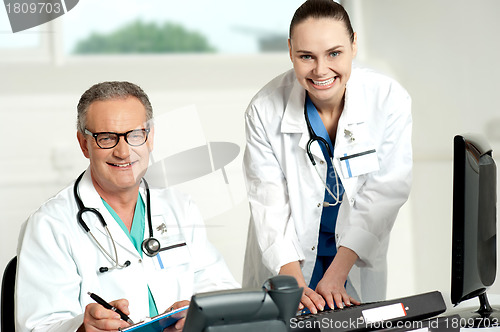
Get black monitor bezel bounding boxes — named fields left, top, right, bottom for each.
left=451, top=133, right=496, bottom=305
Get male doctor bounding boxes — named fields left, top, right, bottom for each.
left=16, top=81, right=239, bottom=332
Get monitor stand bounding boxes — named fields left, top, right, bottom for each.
left=451, top=293, right=500, bottom=328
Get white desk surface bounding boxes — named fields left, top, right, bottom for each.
left=441, top=294, right=500, bottom=331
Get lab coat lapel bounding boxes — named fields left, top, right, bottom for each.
left=78, top=170, right=141, bottom=258
left=281, top=81, right=325, bottom=163
left=334, top=84, right=356, bottom=157
left=337, top=75, right=366, bottom=137
left=332, top=79, right=367, bottom=205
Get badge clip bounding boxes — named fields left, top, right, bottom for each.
left=344, top=129, right=355, bottom=142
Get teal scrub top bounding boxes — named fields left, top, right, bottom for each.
left=102, top=194, right=159, bottom=317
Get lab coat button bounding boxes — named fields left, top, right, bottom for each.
left=320, top=160, right=324, bottom=165
left=317, top=203, right=321, bottom=207
left=311, top=246, right=316, bottom=251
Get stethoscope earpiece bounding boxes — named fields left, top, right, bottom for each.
left=99, top=260, right=130, bottom=273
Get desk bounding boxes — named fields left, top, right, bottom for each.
left=442, top=294, right=500, bottom=331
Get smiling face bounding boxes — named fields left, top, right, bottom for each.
left=289, top=17, right=357, bottom=111
left=77, top=96, right=154, bottom=197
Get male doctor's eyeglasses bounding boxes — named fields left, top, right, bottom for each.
left=84, top=128, right=151, bottom=149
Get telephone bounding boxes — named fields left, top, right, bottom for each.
left=183, top=275, right=303, bottom=332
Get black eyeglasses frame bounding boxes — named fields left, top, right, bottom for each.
left=84, top=128, right=151, bottom=149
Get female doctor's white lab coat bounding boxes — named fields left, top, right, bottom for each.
left=16, top=170, right=239, bottom=332
left=242, top=67, right=412, bottom=302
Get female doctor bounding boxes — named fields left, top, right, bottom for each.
left=242, top=0, right=412, bottom=314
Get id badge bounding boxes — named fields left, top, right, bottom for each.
left=337, top=122, right=380, bottom=178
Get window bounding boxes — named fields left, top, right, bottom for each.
left=0, top=4, right=49, bottom=60
left=1, top=0, right=306, bottom=59
left=61, top=0, right=303, bottom=55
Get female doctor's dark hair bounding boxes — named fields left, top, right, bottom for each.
left=289, top=0, right=355, bottom=43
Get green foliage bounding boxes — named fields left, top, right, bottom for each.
left=73, top=20, right=216, bottom=54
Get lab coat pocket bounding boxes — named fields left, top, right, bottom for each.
left=148, top=244, right=194, bottom=309
left=152, top=243, right=191, bottom=271
left=338, top=148, right=379, bottom=178
left=149, top=215, right=191, bottom=271
left=337, top=122, right=380, bottom=178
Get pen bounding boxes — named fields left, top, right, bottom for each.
left=87, top=292, right=135, bottom=325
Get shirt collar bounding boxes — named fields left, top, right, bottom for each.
left=281, top=80, right=307, bottom=134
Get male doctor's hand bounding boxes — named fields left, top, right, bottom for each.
left=163, top=300, right=190, bottom=332
left=78, top=299, right=131, bottom=332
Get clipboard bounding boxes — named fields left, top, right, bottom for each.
left=120, top=306, right=188, bottom=332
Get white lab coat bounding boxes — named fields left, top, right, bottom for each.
left=242, top=67, right=412, bottom=302
left=16, top=169, right=239, bottom=332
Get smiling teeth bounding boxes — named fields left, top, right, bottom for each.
left=312, top=77, right=335, bottom=86
left=114, top=162, right=132, bottom=167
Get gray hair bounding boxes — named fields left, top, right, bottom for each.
left=77, top=81, right=153, bottom=133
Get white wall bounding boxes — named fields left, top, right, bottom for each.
left=356, top=0, right=500, bottom=302
left=2, top=0, right=500, bottom=321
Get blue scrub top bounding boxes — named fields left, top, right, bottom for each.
left=102, top=194, right=159, bottom=317
left=305, top=95, right=345, bottom=290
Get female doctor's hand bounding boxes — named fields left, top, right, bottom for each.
left=279, top=261, right=326, bottom=314
left=315, top=273, right=360, bottom=310
left=79, top=299, right=131, bottom=331
left=315, top=246, right=361, bottom=310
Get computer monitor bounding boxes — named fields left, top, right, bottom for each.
left=451, top=133, right=498, bottom=328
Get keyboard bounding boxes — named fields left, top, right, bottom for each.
left=290, top=291, right=446, bottom=331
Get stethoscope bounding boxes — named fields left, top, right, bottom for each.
left=73, top=172, right=162, bottom=273
left=304, top=103, right=343, bottom=207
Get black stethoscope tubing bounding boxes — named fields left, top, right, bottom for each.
left=304, top=104, right=333, bottom=166
left=304, top=104, right=343, bottom=206
left=139, top=175, right=162, bottom=257
left=73, top=171, right=161, bottom=273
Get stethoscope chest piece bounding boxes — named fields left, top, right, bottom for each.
left=142, top=237, right=161, bottom=257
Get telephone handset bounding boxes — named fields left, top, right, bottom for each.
left=183, top=275, right=303, bottom=332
